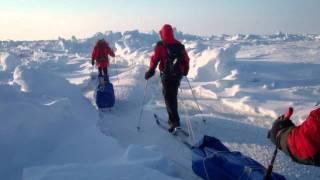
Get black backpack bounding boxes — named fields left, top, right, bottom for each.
left=162, top=42, right=185, bottom=77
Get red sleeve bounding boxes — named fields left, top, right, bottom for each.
left=149, top=45, right=161, bottom=71
left=107, top=46, right=115, bottom=57
left=288, top=108, right=320, bottom=159
left=91, top=48, right=96, bottom=61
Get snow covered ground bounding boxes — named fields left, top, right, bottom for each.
left=1, top=31, right=320, bottom=180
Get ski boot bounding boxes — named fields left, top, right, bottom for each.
left=168, top=121, right=180, bottom=133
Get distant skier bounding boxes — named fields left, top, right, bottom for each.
left=145, top=24, right=190, bottom=132
left=91, top=39, right=115, bottom=83
left=268, top=107, right=320, bottom=166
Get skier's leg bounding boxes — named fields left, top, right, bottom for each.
left=98, top=67, right=103, bottom=77
left=162, top=77, right=181, bottom=132
left=170, top=78, right=181, bottom=127
left=98, top=67, right=104, bottom=87
left=103, top=67, right=109, bottom=82
left=162, top=78, right=173, bottom=124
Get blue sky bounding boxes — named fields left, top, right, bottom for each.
left=1, top=0, right=320, bottom=40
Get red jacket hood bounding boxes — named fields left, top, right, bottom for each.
left=160, top=24, right=175, bottom=43
left=95, top=39, right=108, bottom=48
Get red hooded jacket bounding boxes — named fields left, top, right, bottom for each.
left=288, top=107, right=320, bottom=161
left=91, top=39, right=115, bottom=68
left=148, top=24, right=190, bottom=75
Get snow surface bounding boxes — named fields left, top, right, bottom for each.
left=1, top=31, right=320, bottom=180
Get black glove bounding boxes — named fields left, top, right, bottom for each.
left=182, top=64, right=189, bottom=76
left=267, top=115, right=295, bottom=147
left=91, top=59, right=95, bottom=66
left=144, top=70, right=155, bottom=80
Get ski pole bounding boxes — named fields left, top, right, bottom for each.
left=91, top=64, right=95, bottom=79
left=264, top=107, right=293, bottom=180
left=185, top=77, right=206, bottom=123
left=264, top=148, right=278, bottom=180
left=179, top=88, right=196, bottom=143
left=114, top=57, right=120, bottom=85
left=137, top=80, right=148, bottom=131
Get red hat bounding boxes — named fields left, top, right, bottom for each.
left=96, top=39, right=108, bottom=48
left=160, top=24, right=175, bottom=43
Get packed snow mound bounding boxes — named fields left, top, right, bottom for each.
left=0, top=43, right=188, bottom=180
left=0, top=83, right=119, bottom=179
left=188, top=48, right=219, bottom=81
left=24, top=145, right=181, bottom=180
left=190, top=43, right=240, bottom=81
left=12, top=64, right=80, bottom=95
left=0, top=52, right=22, bottom=72
left=223, top=32, right=318, bottom=43
left=226, top=34, right=245, bottom=41
left=214, top=43, right=240, bottom=75
left=48, top=29, right=201, bottom=56
left=8, top=30, right=315, bottom=57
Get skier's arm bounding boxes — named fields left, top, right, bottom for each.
left=181, top=45, right=190, bottom=75
left=182, top=46, right=190, bottom=65
left=145, top=44, right=162, bottom=80
left=149, top=44, right=162, bottom=71
left=91, top=48, right=96, bottom=60
left=91, top=48, right=96, bottom=65
left=107, top=46, right=115, bottom=57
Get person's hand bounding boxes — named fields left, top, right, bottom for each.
left=144, top=70, right=155, bottom=80
left=267, top=115, right=295, bottom=147
left=91, top=59, right=95, bottom=66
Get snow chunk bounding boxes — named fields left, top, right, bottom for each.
left=191, top=43, right=240, bottom=81
left=0, top=52, right=22, bottom=72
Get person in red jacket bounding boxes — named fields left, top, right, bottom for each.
left=91, top=39, right=115, bottom=82
left=268, top=107, right=320, bottom=166
left=145, top=24, right=190, bottom=133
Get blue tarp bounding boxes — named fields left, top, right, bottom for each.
left=192, top=135, right=286, bottom=180
left=95, top=80, right=115, bottom=109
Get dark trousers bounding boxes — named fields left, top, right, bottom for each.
left=161, top=74, right=182, bottom=127
left=98, top=67, right=109, bottom=82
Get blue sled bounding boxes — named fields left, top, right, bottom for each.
left=95, top=78, right=115, bottom=109
left=192, top=135, right=286, bottom=180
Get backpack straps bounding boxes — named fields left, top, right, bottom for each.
left=163, top=42, right=184, bottom=76
left=154, top=41, right=186, bottom=76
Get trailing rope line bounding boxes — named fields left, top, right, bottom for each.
left=185, top=77, right=206, bottom=123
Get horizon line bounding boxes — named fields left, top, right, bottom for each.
left=1, top=29, right=320, bottom=41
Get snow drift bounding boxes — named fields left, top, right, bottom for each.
left=0, top=30, right=320, bottom=180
